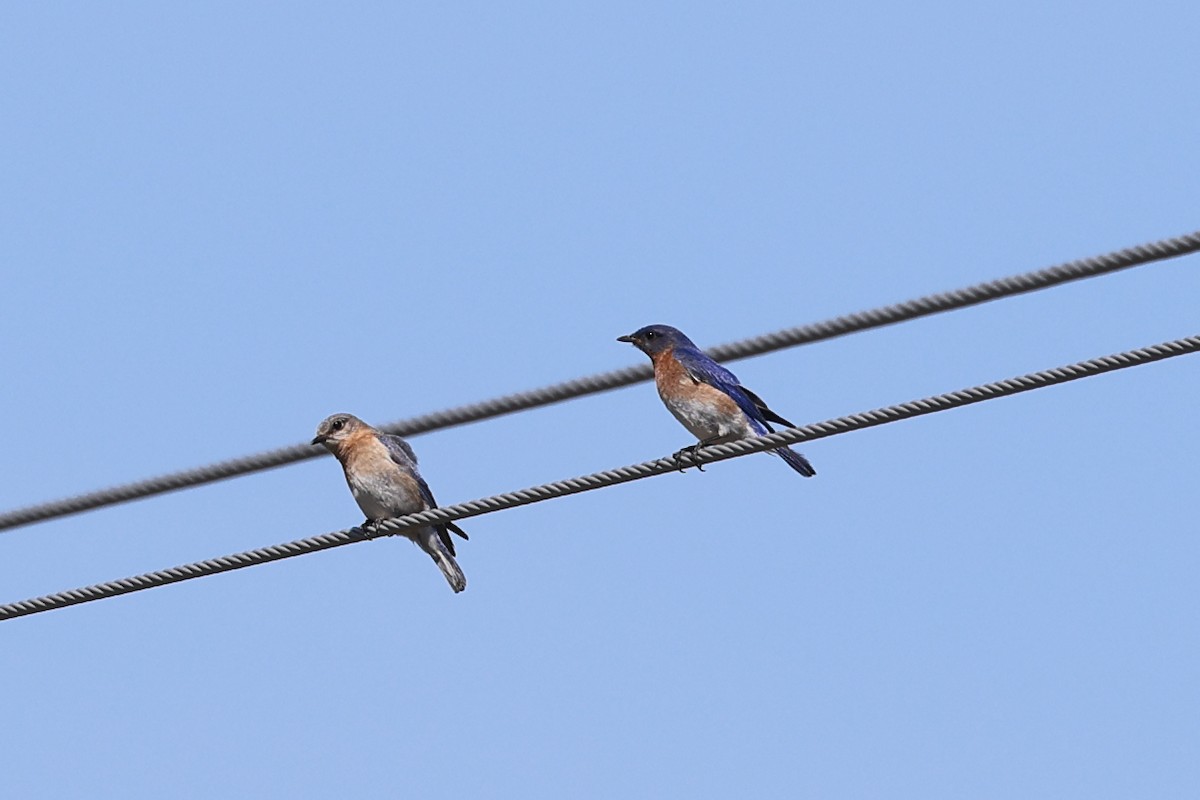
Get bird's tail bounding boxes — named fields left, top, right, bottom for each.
left=433, top=550, right=467, bottom=593
left=776, top=446, right=816, bottom=478
left=418, top=528, right=467, bottom=593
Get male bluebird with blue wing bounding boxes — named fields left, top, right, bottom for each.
left=618, top=324, right=816, bottom=477
left=312, top=413, right=469, bottom=593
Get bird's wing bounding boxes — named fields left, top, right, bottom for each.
left=380, top=434, right=419, bottom=467
left=738, top=385, right=796, bottom=429
left=379, top=434, right=469, bottom=544
left=671, top=346, right=740, bottom=387
left=671, top=347, right=769, bottom=427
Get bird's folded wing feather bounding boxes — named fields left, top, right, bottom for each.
left=671, top=347, right=769, bottom=426
left=380, top=434, right=468, bottom=541
left=672, top=347, right=797, bottom=430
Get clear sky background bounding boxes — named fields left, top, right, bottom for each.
left=2, top=2, right=1198, bottom=798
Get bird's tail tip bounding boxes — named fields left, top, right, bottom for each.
left=437, top=553, right=467, bottom=593
left=778, top=447, right=816, bottom=478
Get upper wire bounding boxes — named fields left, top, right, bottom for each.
left=2, top=228, right=1199, bottom=532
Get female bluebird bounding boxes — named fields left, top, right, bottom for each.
left=618, top=324, right=816, bottom=477
left=312, top=413, right=469, bottom=593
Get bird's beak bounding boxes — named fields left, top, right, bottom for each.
left=616, top=334, right=635, bottom=344
left=311, top=435, right=326, bottom=446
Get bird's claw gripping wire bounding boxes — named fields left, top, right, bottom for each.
left=672, top=443, right=707, bottom=473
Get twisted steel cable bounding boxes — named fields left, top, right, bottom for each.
left=2, top=332, right=1196, bottom=621
left=1, top=228, right=1198, bottom=532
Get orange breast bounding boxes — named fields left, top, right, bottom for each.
left=652, top=347, right=694, bottom=394
left=340, top=430, right=394, bottom=474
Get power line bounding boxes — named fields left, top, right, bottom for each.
left=2, top=229, right=1198, bottom=533
left=2, top=332, right=1195, bottom=622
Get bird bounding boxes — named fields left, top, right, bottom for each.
left=617, top=324, right=816, bottom=477
left=312, top=413, right=469, bottom=593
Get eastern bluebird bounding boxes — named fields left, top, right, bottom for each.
left=312, top=413, right=469, bottom=593
left=617, top=324, right=816, bottom=477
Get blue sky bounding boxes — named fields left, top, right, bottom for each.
left=2, top=2, right=1198, bottom=797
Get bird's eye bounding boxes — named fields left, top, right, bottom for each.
left=332, top=418, right=345, bottom=430
left=645, top=331, right=657, bottom=340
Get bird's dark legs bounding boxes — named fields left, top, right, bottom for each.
left=671, top=446, right=699, bottom=472
left=672, top=437, right=722, bottom=473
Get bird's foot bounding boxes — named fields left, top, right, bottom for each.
left=672, top=444, right=706, bottom=473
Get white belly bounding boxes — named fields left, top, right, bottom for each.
left=347, top=471, right=426, bottom=520
left=662, top=392, right=753, bottom=443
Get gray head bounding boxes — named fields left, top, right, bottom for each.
left=311, top=413, right=370, bottom=449
left=617, top=324, right=697, bottom=357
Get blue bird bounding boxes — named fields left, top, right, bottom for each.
left=313, top=413, right=469, bottom=593
left=618, top=325, right=816, bottom=477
